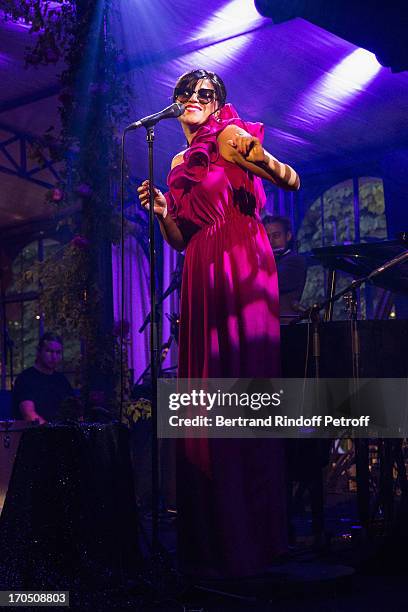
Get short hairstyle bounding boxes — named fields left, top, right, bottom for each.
left=37, top=332, right=63, bottom=351
left=173, top=69, right=227, bottom=109
left=263, top=215, right=292, bottom=235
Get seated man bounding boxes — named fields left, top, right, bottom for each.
left=12, top=332, right=74, bottom=424
left=263, top=215, right=307, bottom=322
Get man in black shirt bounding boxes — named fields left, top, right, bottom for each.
left=263, top=215, right=307, bottom=322
left=12, top=333, right=74, bottom=424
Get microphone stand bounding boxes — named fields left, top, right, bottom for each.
left=346, top=288, right=369, bottom=531
left=142, top=128, right=183, bottom=600
left=145, top=126, right=161, bottom=557
left=122, top=113, right=184, bottom=603
left=124, top=124, right=161, bottom=557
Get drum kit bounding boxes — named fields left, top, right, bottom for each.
left=0, top=255, right=184, bottom=517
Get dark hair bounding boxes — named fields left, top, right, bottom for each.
left=173, top=69, right=227, bottom=109
left=263, top=215, right=292, bottom=235
left=38, top=332, right=63, bottom=351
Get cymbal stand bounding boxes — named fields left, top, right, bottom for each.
left=344, top=289, right=369, bottom=531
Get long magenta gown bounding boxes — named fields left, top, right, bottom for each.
left=165, top=104, right=287, bottom=577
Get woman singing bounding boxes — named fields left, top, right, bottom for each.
left=138, top=69, right=300, bottom=578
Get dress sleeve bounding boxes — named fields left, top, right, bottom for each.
left=165, top=136, right=219, bottom=236
left=181, top=140, right=218, bottom=182
left=168, top=137, right=218, bottom=193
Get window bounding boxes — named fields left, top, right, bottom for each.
left=1, top=238, right=79, bottom=388
left=298, top=178, right=387, bottom=319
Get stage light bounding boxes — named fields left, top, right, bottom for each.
left=253, top=0, right=407, bottom=72
left=197, top=0, right=264, bottom=39
left=187, top=0, right=266, bottom=65
left=331, top=48, right=381, bottom=87
left=297, top=48, right=382, bottom=125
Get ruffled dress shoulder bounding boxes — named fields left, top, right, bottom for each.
left=165, top=104, right=266, bottom=238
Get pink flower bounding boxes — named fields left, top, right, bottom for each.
left=71, top=235, right=90, bottom=250
left=51, top=188, right=63, bottom=202
left=75, top=183, right=92, bottom=198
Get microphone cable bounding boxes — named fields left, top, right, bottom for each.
left=119, top=129, right=128, bottom=424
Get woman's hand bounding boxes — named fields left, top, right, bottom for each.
left=218, top=124, right=300, bottom=190
left=138, top=180, right=186, bottom=251
left=137, top=180, right=168, bottom=217
left=226, top=132, right=267, bottom=164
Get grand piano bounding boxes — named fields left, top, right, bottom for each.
left=281, top=238, right=408, bottom=377
left=280, top=239, right=408, bottom=531
left=312, top=238, right=408, bottom=296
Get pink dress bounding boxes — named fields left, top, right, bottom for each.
left=165, top=104, right=287, bottom=577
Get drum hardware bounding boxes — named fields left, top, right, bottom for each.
left=343, top=291, right=358, bottom=319
left=138, top=256, right=183, bottom=335
left=137, top=258, right=182, bottom=384
left=290, top=239, right=408, bottom=532
left=135, top=332, right=176, bottom=386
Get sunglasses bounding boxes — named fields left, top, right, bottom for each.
left=175, top=88, right=216, bottom=105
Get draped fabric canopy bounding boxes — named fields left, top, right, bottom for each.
left=1, top=1, right=407, bottom=227
left=1, top=2, right=407, bottom=377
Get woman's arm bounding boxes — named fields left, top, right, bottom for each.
left=137, top=177, right=186, bottom=252
left=157, top=212, right=186, bottom=252
left=218, top=124, right=300, bottom=191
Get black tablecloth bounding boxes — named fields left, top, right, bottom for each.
left=0, top=423, right=140, bottom=590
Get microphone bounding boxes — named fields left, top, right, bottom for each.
left=126, top=102, right=185, bottom=131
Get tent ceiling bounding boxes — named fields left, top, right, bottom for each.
left=0, top=2, right=407, bottom=229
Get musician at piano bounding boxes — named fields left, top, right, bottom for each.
left=12, top=333, right=75, bottom=424
left=263, top=215, right=307, bottom=322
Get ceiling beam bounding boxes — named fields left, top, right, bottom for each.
left=0, top=85, right=60, bottom=114
left=0, top=164, right=54, bottom=189
left=0, top=122, right=59, bottom=190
